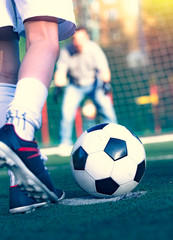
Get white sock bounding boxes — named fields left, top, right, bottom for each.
left=7, top=78, right=48, bottom=141
left=0, top=83, right=16, bottom=128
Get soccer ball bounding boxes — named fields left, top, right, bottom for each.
left=70, top=123, right=146, bottom=198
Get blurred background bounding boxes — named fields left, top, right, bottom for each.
left=20, top=0, right=173, bottom=146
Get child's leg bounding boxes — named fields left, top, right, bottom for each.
left=7, top=20, right=60, bottom=140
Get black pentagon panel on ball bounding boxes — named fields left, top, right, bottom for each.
left=134, top=160, right=146, bottom=182
left=72, top=146, right=88, bottom=170
left=95, top=177, right=119, bottom=195
left=87, top=123, right=109, bottom=133
left=104, top=138, right=127, bottom=161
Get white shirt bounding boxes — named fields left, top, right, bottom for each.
left=57, top=40, right=110, bottom=86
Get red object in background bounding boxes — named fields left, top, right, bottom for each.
left=75, top=107, right=83, bottom=138
left=41, top=102, right=50, bottom=145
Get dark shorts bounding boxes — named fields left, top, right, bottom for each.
left=0, top=26, right=19, bottom=41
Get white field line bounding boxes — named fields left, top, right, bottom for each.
left=41, top=147, right=61, bottom=156
left=147, top=155, right=173, bottom=161
left=140, top=134, right=173, bottom=144
left=59, top=191, right=147, bottom=206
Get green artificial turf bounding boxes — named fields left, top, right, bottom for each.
left=0, top=142, right=173, bottom=240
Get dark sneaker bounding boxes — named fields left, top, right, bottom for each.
left=9, top=185, right=47, bottom=214
left=0, top=124, right=65, bottom=203
left=9, top=185, right=65, bottom=214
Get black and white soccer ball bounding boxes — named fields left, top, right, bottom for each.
left=70, top=123, right=146, bottom=198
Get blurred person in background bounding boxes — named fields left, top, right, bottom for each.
left=54, top=27, right=117, bottom=157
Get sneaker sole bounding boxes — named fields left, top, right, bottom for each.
left=0, top=142, right=64, bottom=203
left=10, top=202, right=48, bottom=214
